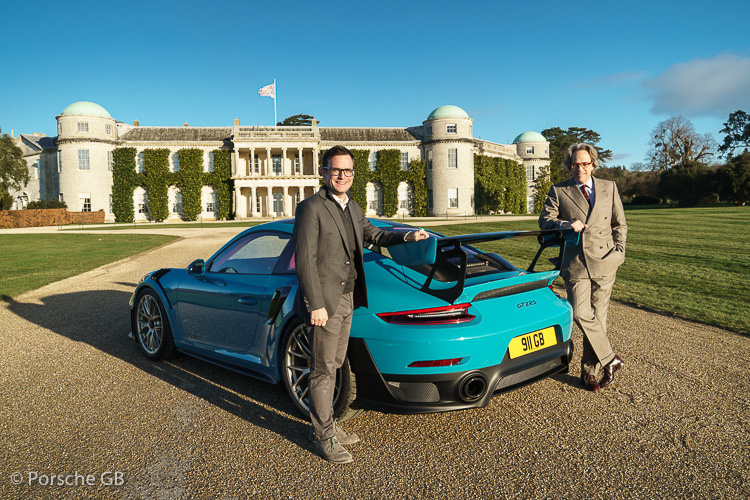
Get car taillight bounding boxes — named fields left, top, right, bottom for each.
left=549, top=285, right=562, bottom=299
left=377, top=303, right=475, bottom=325
left=408, top=357, right=467, bottom=368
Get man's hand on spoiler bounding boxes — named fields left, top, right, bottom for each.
left=562, top=220, right=587, bottom=232
left=406, top=228, right=430, bottom=242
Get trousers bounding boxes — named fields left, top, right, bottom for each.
left=309, top=292, right=354, bottom=441
left=565, top=275, right=617, bottom=377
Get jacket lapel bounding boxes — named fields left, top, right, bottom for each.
left=561, top=178, right=590, bottom=217
left=319, top=188, right=352, bottom=257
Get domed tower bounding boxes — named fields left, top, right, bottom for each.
left=56, top=101, right=117, bottom=216
left=423, top=105, right=474, bottom=215
left=513, top=131, right=551, bottom=211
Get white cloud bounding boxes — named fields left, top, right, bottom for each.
left=645, top=54, right=750, bottom=117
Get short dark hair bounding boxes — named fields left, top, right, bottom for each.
left=322, top=145, right=355, bottom=168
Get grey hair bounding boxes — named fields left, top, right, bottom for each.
left=563, top=143, right=600, bottom=172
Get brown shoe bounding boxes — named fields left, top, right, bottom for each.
left=599, top=355, right=624, bottom=389
left=582, top=374, right=600, bottom=392
left=314, top=437, right=353, bottom=464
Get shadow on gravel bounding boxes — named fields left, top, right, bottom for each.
left=550, top=372, right=584, bottom=390
left=5, top=290, right=311, bottom=451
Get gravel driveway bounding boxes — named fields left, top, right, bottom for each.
left=1, top=228, right=748, bottom=499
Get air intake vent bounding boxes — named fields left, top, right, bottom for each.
left=473, top=280, right=548, bottom=301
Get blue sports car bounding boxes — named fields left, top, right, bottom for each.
left=130, top=219, right=577, bottom=421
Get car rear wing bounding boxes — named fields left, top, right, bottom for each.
left=389, top=229, right=579, bottom=304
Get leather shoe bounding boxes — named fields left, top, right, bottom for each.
left=599, top=355, right=624, bottom=389
left=582, top=374, right=600, bottom=392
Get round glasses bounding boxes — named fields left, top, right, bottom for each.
left=325, top=167, right=356, bottom=177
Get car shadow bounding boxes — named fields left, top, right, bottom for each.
left=5, top=290, right=312, bottom=451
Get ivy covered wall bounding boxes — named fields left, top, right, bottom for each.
left=474, top=155, right=528, bottom=214
left=111, top=147, right=232, bottom=222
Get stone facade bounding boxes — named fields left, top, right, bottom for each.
left=19, top=102, right=550, bottom=220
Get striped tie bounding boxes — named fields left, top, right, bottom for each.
left=581, top=185, right=591, bottom=206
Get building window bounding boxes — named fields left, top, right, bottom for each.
left=58, top=151, right=62, bottom=172
left=105, top=124, right=112, bottom=135
left=447, top=124, right=457, bottom=134
left=59, top=193, right=64, bottom=203
left=109, top=194, right=113, bottom=213
left=254, top=157, right=260, bottom=174
left=78, top=149, right=90, bottom=170
left=107, top=151, right=114, bottom=171
left=426, top=150, right=432, bottom=170
left=273, top=193, right=283, bottom=214
left=368, top=151, right=377, bottom=171
left=57, top=123, right=62, bottom=135
left=294, top=191, right=300, bottom=207
left=448, top=188, right=459, bottom=208
left=427, top=190, right=433, bottom=209
left=172, top=152, right=180, bottom=172
left=526, top=165, right=535, bottom=181
left=256, top=194, right=261, bottom=214
left=206, top=201, right=215, bottom=213
left=138, top=193, right=149, bottom=214
left=294, top=156, right=303, bottom=174
left=77, top=122, right=89, bottom=133
left=448, top=148, right=458, bottom=169
left=526, top=146, right=535, bottom=154
left=79, top=194, right=91, bottom=212
left=138, top=152, right=144, bottom=173
left=369, top=184, right=382, bottom=213
left=272, top=155, right=282, bottom=175
left=400, top=152, right=408, bottom=170
left=426, top=125, right=432, bottom=137
left=173, top=192, right=183, bottom=214
left=208, top=152, right=214, bottom=172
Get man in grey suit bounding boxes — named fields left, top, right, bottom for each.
left=293, top=145, right=428, bottom=463
left=539, top=143, right=627, bottom=392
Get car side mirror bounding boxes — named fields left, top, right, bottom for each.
left=389, top=237, right=437, bottom=266
left=188, top=259, right=206, bottom=279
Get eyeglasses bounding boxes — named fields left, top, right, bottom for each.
left=570, top=162, right=593, bottom=169
left=324, top=167, right=356, bottom=177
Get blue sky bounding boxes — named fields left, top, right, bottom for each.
left=2, top=0, right=749, bottom=168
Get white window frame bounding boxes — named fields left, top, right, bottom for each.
left=448, top=148, right=458, bottom=169
left=79, top=193, right=91, bottom=212
left=400, top=152, right=408, bottom=170
left=78, top=149, right=90, bottom=171
left=448, top=188, right=459, bottom=208
left=368, top=151, right=377, bottom=171
left=526, top=146, right=535, bottom=154
left=526, top=165, right=535, bottom=181
left=77, top=122, right=89, bottom=133
left=447, top=124, right=457, bottom=134
left=105, top=124, right=112, bottom=135
left=172, top=152, right=180, bottom=172
left=107, top=151, right=114, bottom=171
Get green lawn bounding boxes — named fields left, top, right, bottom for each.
left=0, top=234, right=179, bottom=299
left=422, top=206, right=750, bottom=335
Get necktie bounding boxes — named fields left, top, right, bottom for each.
left=581, top=185, right=592, bottom=206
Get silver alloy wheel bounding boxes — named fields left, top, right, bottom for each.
left=283, top=323, right=340, bottom=413
left=136, top=294, right=163, bottom=355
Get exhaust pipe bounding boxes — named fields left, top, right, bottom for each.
left=458, top=372, right=488, bottom=402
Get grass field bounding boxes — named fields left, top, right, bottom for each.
left=422, top=206, right=750, bottom=335
left=0, top=233, right=179, bottom=299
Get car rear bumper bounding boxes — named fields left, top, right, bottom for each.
left=347, top=336, right=573, bottom=414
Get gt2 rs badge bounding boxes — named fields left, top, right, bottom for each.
left=516, top=300, right=537, bottom=309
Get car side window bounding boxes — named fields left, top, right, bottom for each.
left=208, top=232, right=291, bottom=275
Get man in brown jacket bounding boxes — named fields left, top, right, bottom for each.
left=539, top=143, right=627, bottom=392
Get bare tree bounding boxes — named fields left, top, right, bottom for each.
left=646, top=115, right=715, bottom=170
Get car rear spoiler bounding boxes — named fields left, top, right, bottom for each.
left=389, top=229, right=579, bottom=304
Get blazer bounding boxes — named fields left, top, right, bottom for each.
left=539, top=177, right=627, bottom=280
left=292, top=187, right=405, bottom=318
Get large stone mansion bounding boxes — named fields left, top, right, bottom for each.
left=11, top=101, right=550, bottom=220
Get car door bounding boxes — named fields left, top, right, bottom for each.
left=176, top=231, right=291, bottom=352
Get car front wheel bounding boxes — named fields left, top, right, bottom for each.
left=280, top=319, right=364, bottom=422
left=135, top=289, right=176, bottom=360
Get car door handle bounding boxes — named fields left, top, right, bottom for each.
left=238, top=297, right=258, bottom=306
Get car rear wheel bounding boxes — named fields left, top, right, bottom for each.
left=135, top=289, right=176, bottom=360
left=281, top=319, right=364, bottom=422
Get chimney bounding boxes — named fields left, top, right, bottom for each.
left=311, top=118, right=317, bottom=127
left=184, top=122, right=189, bottom=127
left=10, top=129, right=14, bottom=137
left=233, top=117, right=240, bottom=126
left=133, top=119, right=139, bottom=126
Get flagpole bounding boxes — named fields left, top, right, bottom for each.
left=273, top=78, right=277, bottom=125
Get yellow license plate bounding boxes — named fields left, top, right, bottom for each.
left=508, top=327, right=557, bottom=359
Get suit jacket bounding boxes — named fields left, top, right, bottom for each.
left=292, top=187, right=405, bottom=318
left=539, top=177, right=627, bottom=280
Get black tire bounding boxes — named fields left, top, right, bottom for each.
left=280, top=318, right=364, bottom=422
left=134, top=289, right=176, bottom=360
